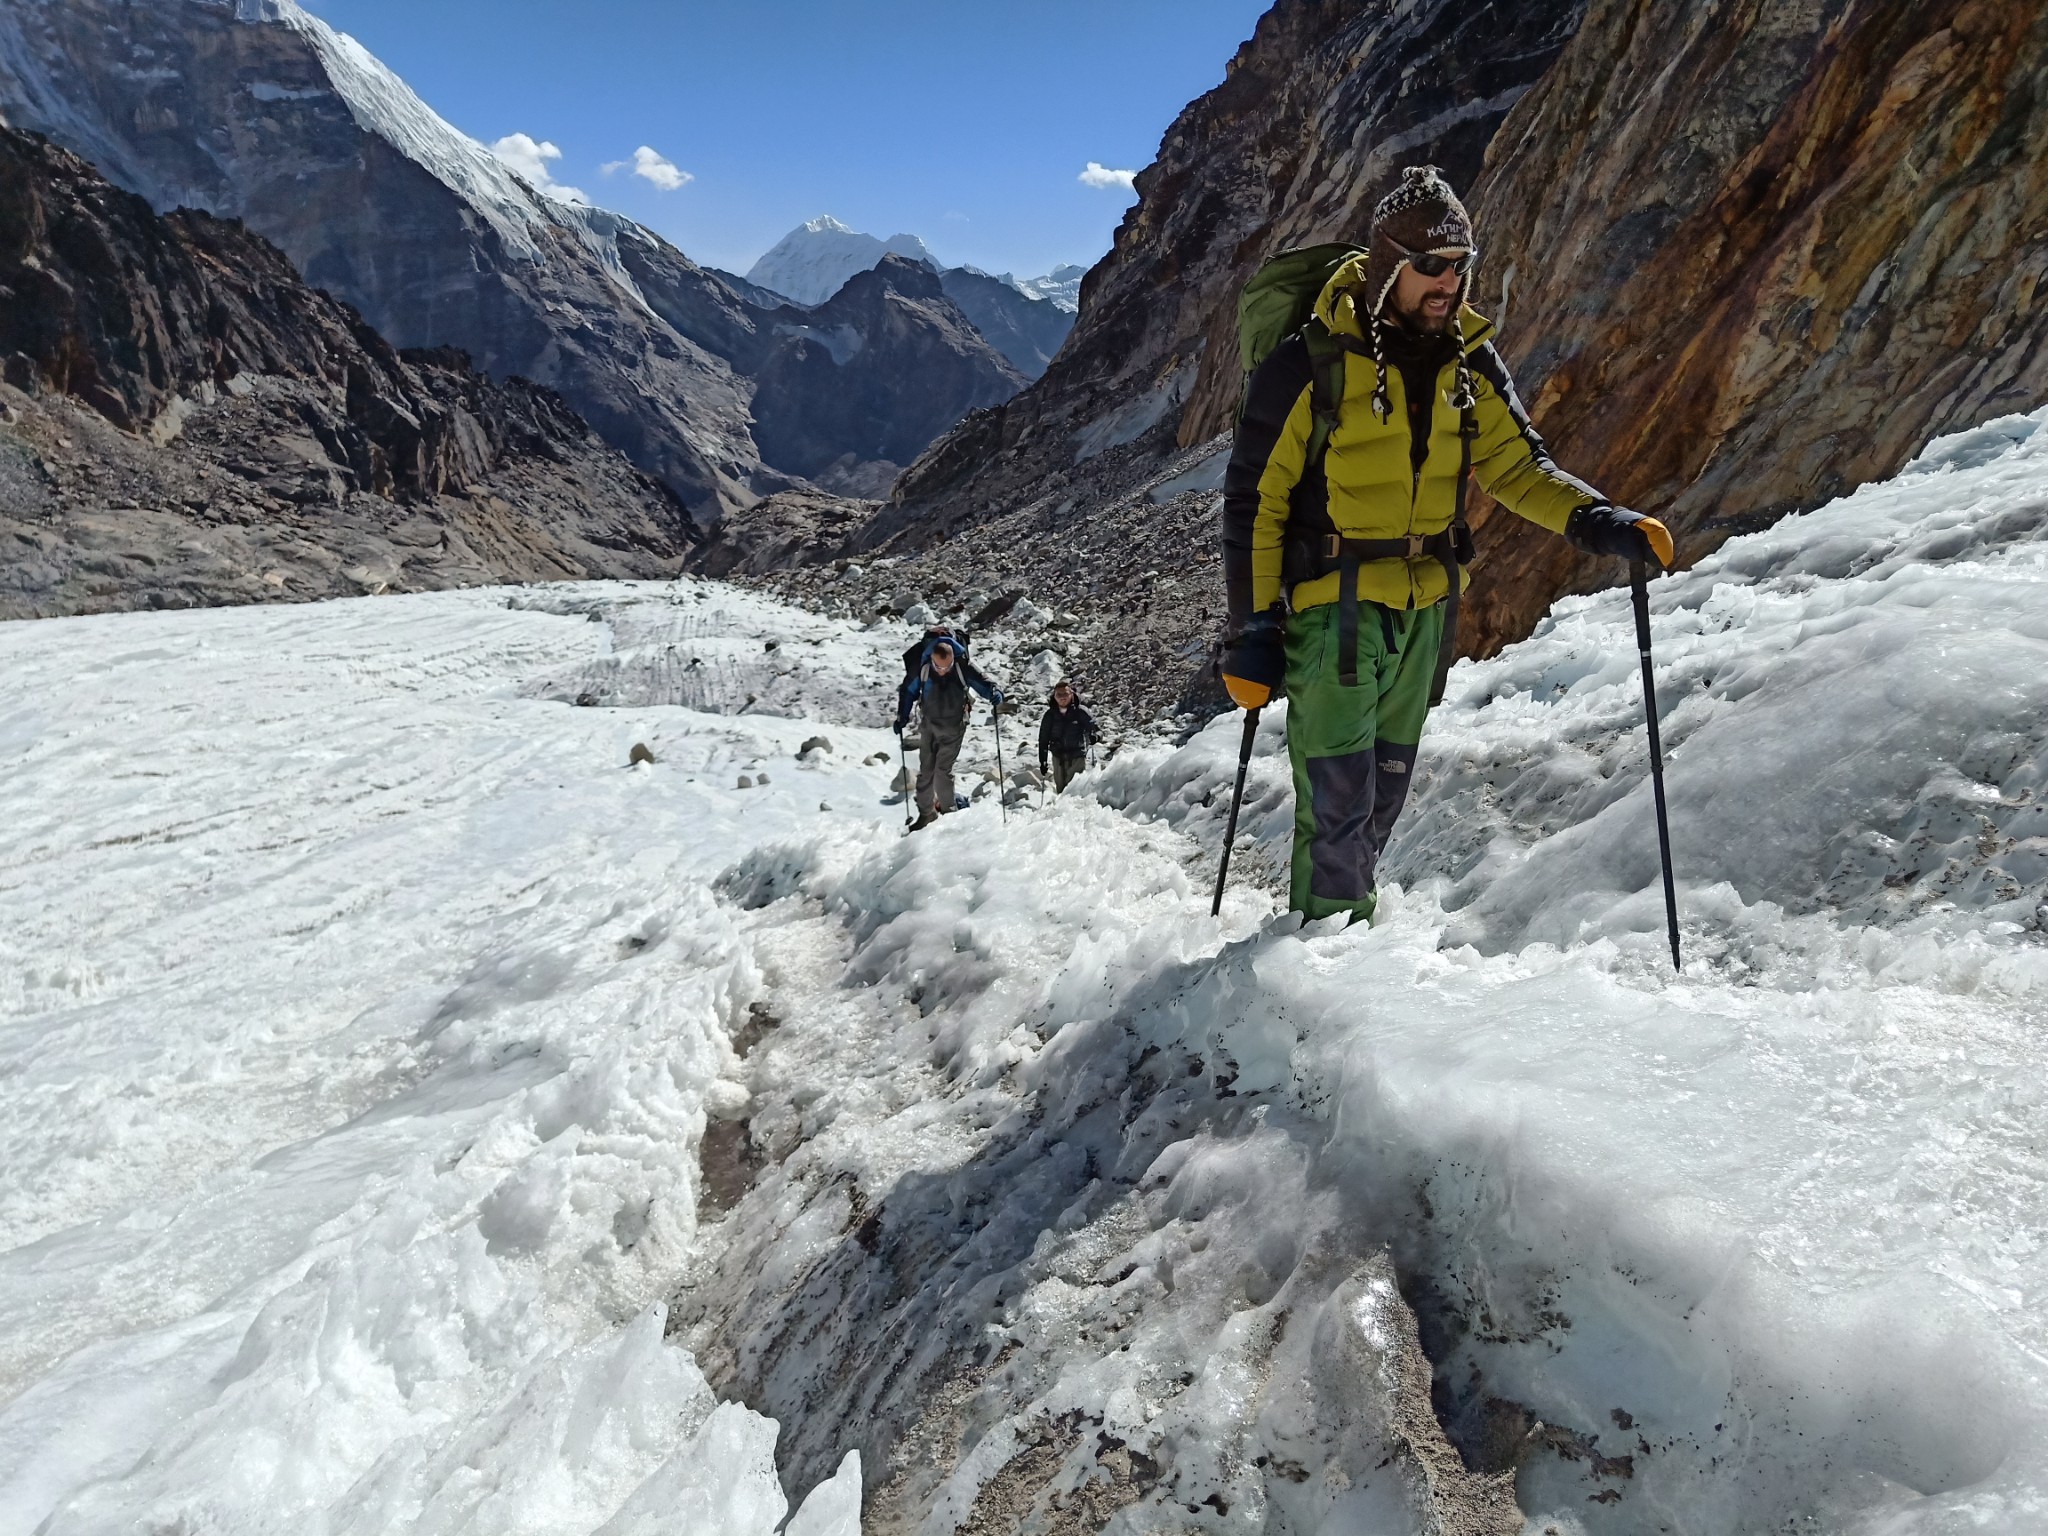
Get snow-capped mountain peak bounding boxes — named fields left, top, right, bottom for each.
left=956, top=262, right=1087, bottom=315
left=1010, top=262, right=1086, bottom=313
left=252, top=0, right=556, bottom=259
left=745, top=216, right=939, bottom=306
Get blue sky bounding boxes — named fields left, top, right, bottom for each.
left=297, top=0, right=1273, bottom=278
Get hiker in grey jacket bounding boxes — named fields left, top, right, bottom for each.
left=894, top=633, right=1002, bottom=829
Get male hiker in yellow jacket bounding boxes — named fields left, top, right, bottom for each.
left=1219, top=166, right=1674, bottom=923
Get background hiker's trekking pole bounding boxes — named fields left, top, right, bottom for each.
left=1632, top=560, right=1682, bottom=970
left=1211, top=707, right=1262, bottom=917
left=898, top=732, right=914, bottom=831
left=993, top=708, right=1009, bottom=824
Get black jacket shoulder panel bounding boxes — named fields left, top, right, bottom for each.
left=1222, top=334, right=1315, bottom=629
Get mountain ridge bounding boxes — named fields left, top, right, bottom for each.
left=0, top=0, right=1032, bottom=523
left=0, top=125, right=697, bottom=615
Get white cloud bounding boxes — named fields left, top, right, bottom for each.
left=490, top=132, right=587, bottom=204
left=629, top=145, right=691, bottom=192
left=1078, top=161, right=1138, bottom=192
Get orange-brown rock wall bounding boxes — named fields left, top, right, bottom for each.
left=1459, top=0, right=2048, bottom=653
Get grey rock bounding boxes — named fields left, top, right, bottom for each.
left=0, top=130, right=695, bottom=619
left=748, top=258, right=1026, bottom=485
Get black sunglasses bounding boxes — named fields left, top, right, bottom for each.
left=1390, top=238, right=1479, bottom=278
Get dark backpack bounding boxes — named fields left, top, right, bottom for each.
left=901, top=627, right=970, bottom=681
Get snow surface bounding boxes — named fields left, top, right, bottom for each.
left=3, top=410, right=2047, bottom=1534
left=0, top=583, right=890, bottom=1535
left=746, top=217, right=940, bottom=307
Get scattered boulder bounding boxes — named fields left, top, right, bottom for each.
left=890, top=766, right=913, bottom=792
left=903, top=602, right=938, bottom=628
left=629, top=742, right=656, bottom=766
left=756, top=771, right=771, bottom=786
left=737, top=774, right=755, bottom=789
left=798, top=735, right=832, bottom=758
left=888, top=587, right=921, bottom=613
left=969, top=590, right=1019, bottom=628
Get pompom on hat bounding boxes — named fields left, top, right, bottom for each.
left=1358, top=165, right=1479, bottom=420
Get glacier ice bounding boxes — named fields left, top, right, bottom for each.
left=3, top=410, right=2048, bottom=1533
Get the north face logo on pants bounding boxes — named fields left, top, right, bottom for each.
left=1305, top=740, right=1420, bottom=902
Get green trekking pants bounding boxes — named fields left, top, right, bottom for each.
left=1284, top=599, right=1444, bottom=922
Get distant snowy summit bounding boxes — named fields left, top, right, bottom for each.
left=746, top=216, right=1086, bottom=314
left=1005, top=263, right=1086, bottom=314
left=746, top=216, right=938, bottom=307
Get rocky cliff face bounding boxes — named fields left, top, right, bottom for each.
left=0, top=0, right=1027, bottom=522
left=887, top=0, right=1586, bottom=521
left=0, top=127, right=695, bottom=616
left=0, top=0, right=781, bottom=520
left=759, top=0, right=2047, bottom=730
left=1455, top=0, right=2048, bottom=653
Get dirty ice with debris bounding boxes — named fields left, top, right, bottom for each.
left=3, top=410, right=2047, bottom=1535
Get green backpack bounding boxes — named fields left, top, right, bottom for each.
left=1235, top=242, right=1362, bottom=468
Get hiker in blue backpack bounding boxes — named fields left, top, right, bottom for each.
left=894, top=628, right=1002, bottom=830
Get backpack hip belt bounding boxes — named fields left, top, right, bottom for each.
left=1290, top=407, right=1478, bottom=699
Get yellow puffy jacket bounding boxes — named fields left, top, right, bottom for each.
left=1222, top=254, right=1604, bottom=624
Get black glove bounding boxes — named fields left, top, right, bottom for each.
left=1220, top=607, right=1286, bottom=710
left=1565, top=505, right=1675, bottom=568
left=892, top=716, right=908, bottom=736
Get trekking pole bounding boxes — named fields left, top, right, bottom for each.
left=1210, top=707, right=1262, bottom=917
left=1631, top=561, right=1682, bottom=971
left=993, top=707, right=1010, bottom=825
left=898, top=730, right=915, bottom=831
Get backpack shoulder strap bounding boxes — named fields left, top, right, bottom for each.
left=1300, top=320, right=1347, bottom=475
left=1429, top=401, right=1482, bottom=708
